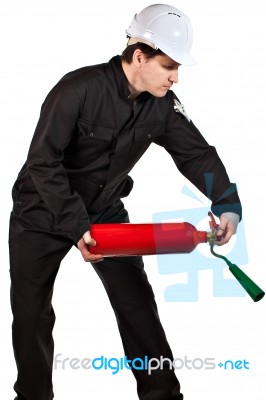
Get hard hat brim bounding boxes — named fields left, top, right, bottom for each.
left=126, top=36, right=197, bottom=66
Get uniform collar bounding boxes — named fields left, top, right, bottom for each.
left=109, top=55, right=152, bottom=102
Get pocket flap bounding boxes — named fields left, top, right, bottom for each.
left=78, top=120, right=114, bottom=141
left=134, top=121, right=164, bottom=141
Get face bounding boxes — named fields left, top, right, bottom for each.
left=136, top=53, right=180, bottom=97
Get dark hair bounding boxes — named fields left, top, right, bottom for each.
left=121, top=41, right=164, bottom=64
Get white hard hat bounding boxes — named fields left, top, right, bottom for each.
left=126, top=4, right=196, bottom=66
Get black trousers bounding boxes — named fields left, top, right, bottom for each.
left=9, top=200, right=183, bottom=400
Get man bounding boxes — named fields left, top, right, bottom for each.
left=9, top=4, right=242, bottom=400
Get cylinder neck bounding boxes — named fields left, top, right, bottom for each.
left=197, top=231, right=208, bottom=244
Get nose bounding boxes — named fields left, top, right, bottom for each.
left=169, top=69, right=178, bottom=84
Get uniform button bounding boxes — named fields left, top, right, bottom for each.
left=90, top=132, right=94, bottom=137
left=147, top=133, right=151, bottom=138
left=99, top=184, right=104, bottom=189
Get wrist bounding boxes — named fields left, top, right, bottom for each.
left=221, top=212, right=240, bottom=231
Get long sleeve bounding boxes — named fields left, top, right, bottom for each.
left=155, top=93, right=242, bottom=219
left=26, top=82, right=89, bottom=242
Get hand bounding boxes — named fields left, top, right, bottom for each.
left=214, top=216, right=237, bottom=246
left=77, top=231, right=104, bottom=263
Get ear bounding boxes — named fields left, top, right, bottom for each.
left=132, top=49, right=147, bottom=68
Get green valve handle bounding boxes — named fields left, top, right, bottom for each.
left=208, top=212, right=265, bottom=302
left=210, top=245, right=265, bottom=302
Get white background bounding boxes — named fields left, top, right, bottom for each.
left=1, top=0, right=265, bottom=399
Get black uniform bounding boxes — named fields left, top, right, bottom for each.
left=9, top=56, right=242, bottom=400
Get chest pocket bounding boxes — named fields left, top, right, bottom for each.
left=134, top=121, right=164, bottom=142
left=75, top=120, right=115, bottom=159
left=78, top=120, right=114, bottom=141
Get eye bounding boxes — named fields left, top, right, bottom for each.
left=164, top=65, right=180, bottom=71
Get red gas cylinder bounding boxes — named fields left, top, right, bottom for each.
left=89, top=222, right=207, bottom=257
left=88, top=215, right=266, bottom=303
